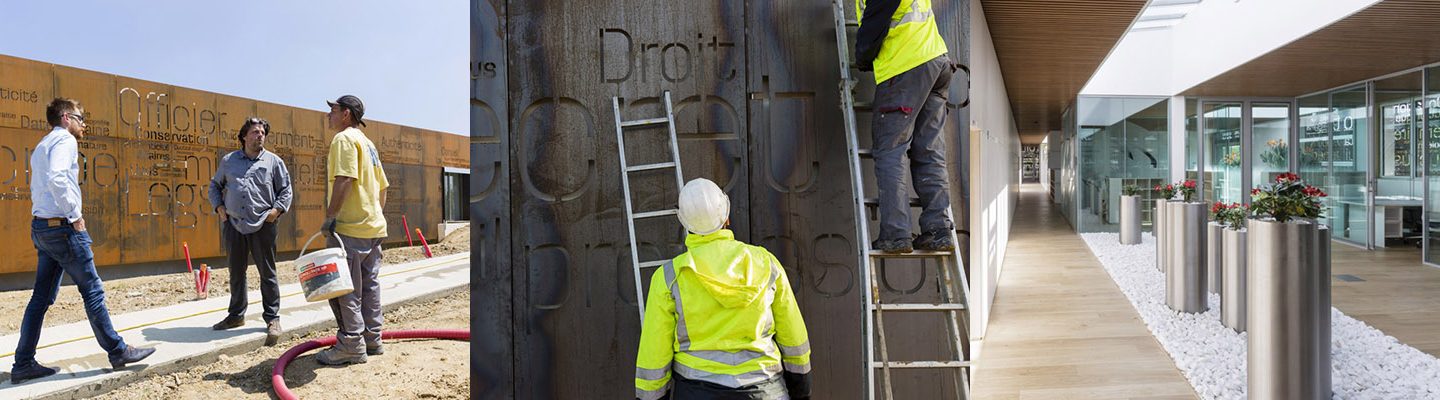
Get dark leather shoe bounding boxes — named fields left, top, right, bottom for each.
left=110, top=346, right=156, bottom=369
left=10, top=363, right=57, bottom=384
left=211, top=315, right=244, bottom=331
left=913, top=229, right=955, bottom=251
left=871, top=237, right=913, bottom=254
left=265, top=320, right=283, bottom=346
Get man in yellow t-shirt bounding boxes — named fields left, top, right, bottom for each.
left=314, top=95, right=391, bottom=366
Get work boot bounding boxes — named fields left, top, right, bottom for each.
left=211, top=315, right=244, bottom=331
left=10, top=363, right=58, bottom=384
left=315, top=347, right=367, bottom=366
left=265, top=320, right=283, bottom=346
left=913, top=229, right=955, bottom=252
left=367, top=343, right=385, bottom=356
left=871, top=237, right=913, bottom=254
left=110, top=346, right=156, bottom=369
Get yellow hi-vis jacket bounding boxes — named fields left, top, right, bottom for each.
left=635, top=229, right=811, bottom=399
left=855, top=0, right=948, bottom=84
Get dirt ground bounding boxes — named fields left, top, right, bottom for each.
left=93, top=289, right=470, bottom=399
left=0, top=226, right=470, bottom=335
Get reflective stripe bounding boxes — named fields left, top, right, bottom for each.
left=685, top=349, right=767, bottom=366
left=636, top=381, right=672, bottom=400
left=784, top=362, right=812, bottom=374
left=891, top=0, right=933, bottom=28
left=779, top=341, right=811, bottom=357
left=674, top=361, right=782, bottom=388
left=636, top=364, right=671, bottom=381
left=664, top=261, right=691, bottom=351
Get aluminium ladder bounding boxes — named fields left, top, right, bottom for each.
left=612, top=91, right=685, bottom=321
left=831, top=1, right=972, bottom=399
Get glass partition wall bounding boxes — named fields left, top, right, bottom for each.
left=1297, top=85, right=1370, bottom=246
left=1073, top=97, right=1170, bottom=232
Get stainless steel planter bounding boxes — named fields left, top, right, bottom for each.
left=1155, top=200, right=1167, bottom=272
left=1208, top=222, right=1224, bottom=295
left=1222, top=227, right=1246, bottom=332
left=1120, top=195, right=1142, bottom=244
left=1165, top=202, right=1207, bottom=313
left=1247, top=219, right=1331, bottom=400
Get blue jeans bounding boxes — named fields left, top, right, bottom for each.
left=14, top=219, right=127, bottom=369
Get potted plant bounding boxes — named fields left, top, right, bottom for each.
left=1120, top=185, right=1142, bottom=244
left=1216, top=202, right=1249, bottom=332
left=1153, top=183, right=1176, bottom=271
left=1260, top=139, right=1289, bottom=169
left=1245, top=172, right=1330, bottom=399
left=1165, top=180, right=1207, bottom=313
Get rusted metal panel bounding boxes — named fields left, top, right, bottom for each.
left=0, top=53, right=466, bottom=276
left=0, top=56, right=52, bottom=131
left=472, top=0, right=513, bottom=397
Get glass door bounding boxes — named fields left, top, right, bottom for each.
left=1374, top=72, right=1423, bottom=248
left=1251, top=103, right=1293, bottom=188
left=1330, top=85, right=1373, bottom=246
left=1425, top=67, right=1440, bottom=263
left=1203, top=102, right=1244, bottom=204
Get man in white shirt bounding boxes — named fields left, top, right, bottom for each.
left=11, top=98, right=154, bottom=384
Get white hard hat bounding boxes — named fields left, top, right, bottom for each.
left=677, top=178, right=729, bottom=235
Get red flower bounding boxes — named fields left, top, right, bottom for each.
left=1252, top=188, right=1261, bottom=195
left=1212, top=202, right=1224, bottom=214
left=1166, top=184, right=1174, bottom=190
left=1184, top=180, right=1196, bottom=189
left=1154, top=184, right=1162, bottom=191
left=1276, top=172, right=1300, bottom=183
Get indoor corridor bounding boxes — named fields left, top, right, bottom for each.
left=971, top=184, right=1196, bottom=399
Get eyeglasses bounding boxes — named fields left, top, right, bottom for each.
left=67, top=113, right=85, bottom=123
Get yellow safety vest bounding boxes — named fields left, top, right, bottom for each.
left=857, top=0, right=949, bottom=84
left=634, top=230, right=811, bottom=399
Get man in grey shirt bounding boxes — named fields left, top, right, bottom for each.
left=208, top=117, right=293, bottom=346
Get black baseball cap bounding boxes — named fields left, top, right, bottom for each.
left=326, top=95, right=366, bottom=127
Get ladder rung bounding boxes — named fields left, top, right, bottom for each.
left=853, top=101, right=873, bottom=111
left=872, top=303, right=966, bottom=311
left=863, top=197, right=921, bottom=207
left=845, top=21, right=859, bottom=27
left=632, top=209, right=679, bottom=219
left=627, top=162, right=676, bottom=172
left=621, top=117, right=670, bottom=128
left=856, top=149, right=873, bottom=157
left=871, top=361, right=970, bottom=369
left=867, top=249, right=953, bottom=258
left=638, top=260, right=669, bottom=269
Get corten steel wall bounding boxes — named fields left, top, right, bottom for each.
left=0, top=54, right=467, bottom=275
left=471, top=1, right=970, bottom=398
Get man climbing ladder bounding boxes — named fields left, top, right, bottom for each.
left=856, top=0, right=959, bottom=254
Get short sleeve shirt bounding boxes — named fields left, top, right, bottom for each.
left=326, top=127, right=390, bottom=238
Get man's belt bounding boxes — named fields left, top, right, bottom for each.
left=34, top=217, right=70, bottom=227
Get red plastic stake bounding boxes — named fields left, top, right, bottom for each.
left=402, top=215, right=414, bottom=246
left=415, top=228, right=433, bottom=258
left=182, top=242, right=194, bottom=273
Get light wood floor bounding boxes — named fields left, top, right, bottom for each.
left=972, top=184, right=1197, bottom=399
left=1331, top=241, right=1440, bottom=356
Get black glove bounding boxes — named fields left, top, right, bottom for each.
left=784, top=371, right=811, bottom=399
left=322, top=218, right=337, bottom=236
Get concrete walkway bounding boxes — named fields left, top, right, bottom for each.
left=0, top=252, right=470, bottom=400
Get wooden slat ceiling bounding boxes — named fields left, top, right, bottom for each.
left=1183, top=0, right=1440, bottom=98
left=982, top=0, right=1148, bottom=144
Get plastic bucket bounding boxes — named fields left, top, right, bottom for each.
left=295, top=232, right=354, bottom=302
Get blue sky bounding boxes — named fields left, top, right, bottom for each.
left=0, top=1, right=467, bottom=135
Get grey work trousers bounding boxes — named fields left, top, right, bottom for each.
left=326, top=234, right=385, bottom=354
left=871, top=55, right=956, bottom=240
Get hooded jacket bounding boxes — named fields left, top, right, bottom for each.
left=635, top=230, right=812, bottom=400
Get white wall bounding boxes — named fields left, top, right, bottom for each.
left=968, top=0, right=1020, bottom=343
left=1082, top=0, right=1380, bottom=96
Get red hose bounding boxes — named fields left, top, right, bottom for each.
left=272, top=329, right=470, bottom=400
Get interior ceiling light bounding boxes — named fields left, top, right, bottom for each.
left=1130, top=0, right=1202, bottom=32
